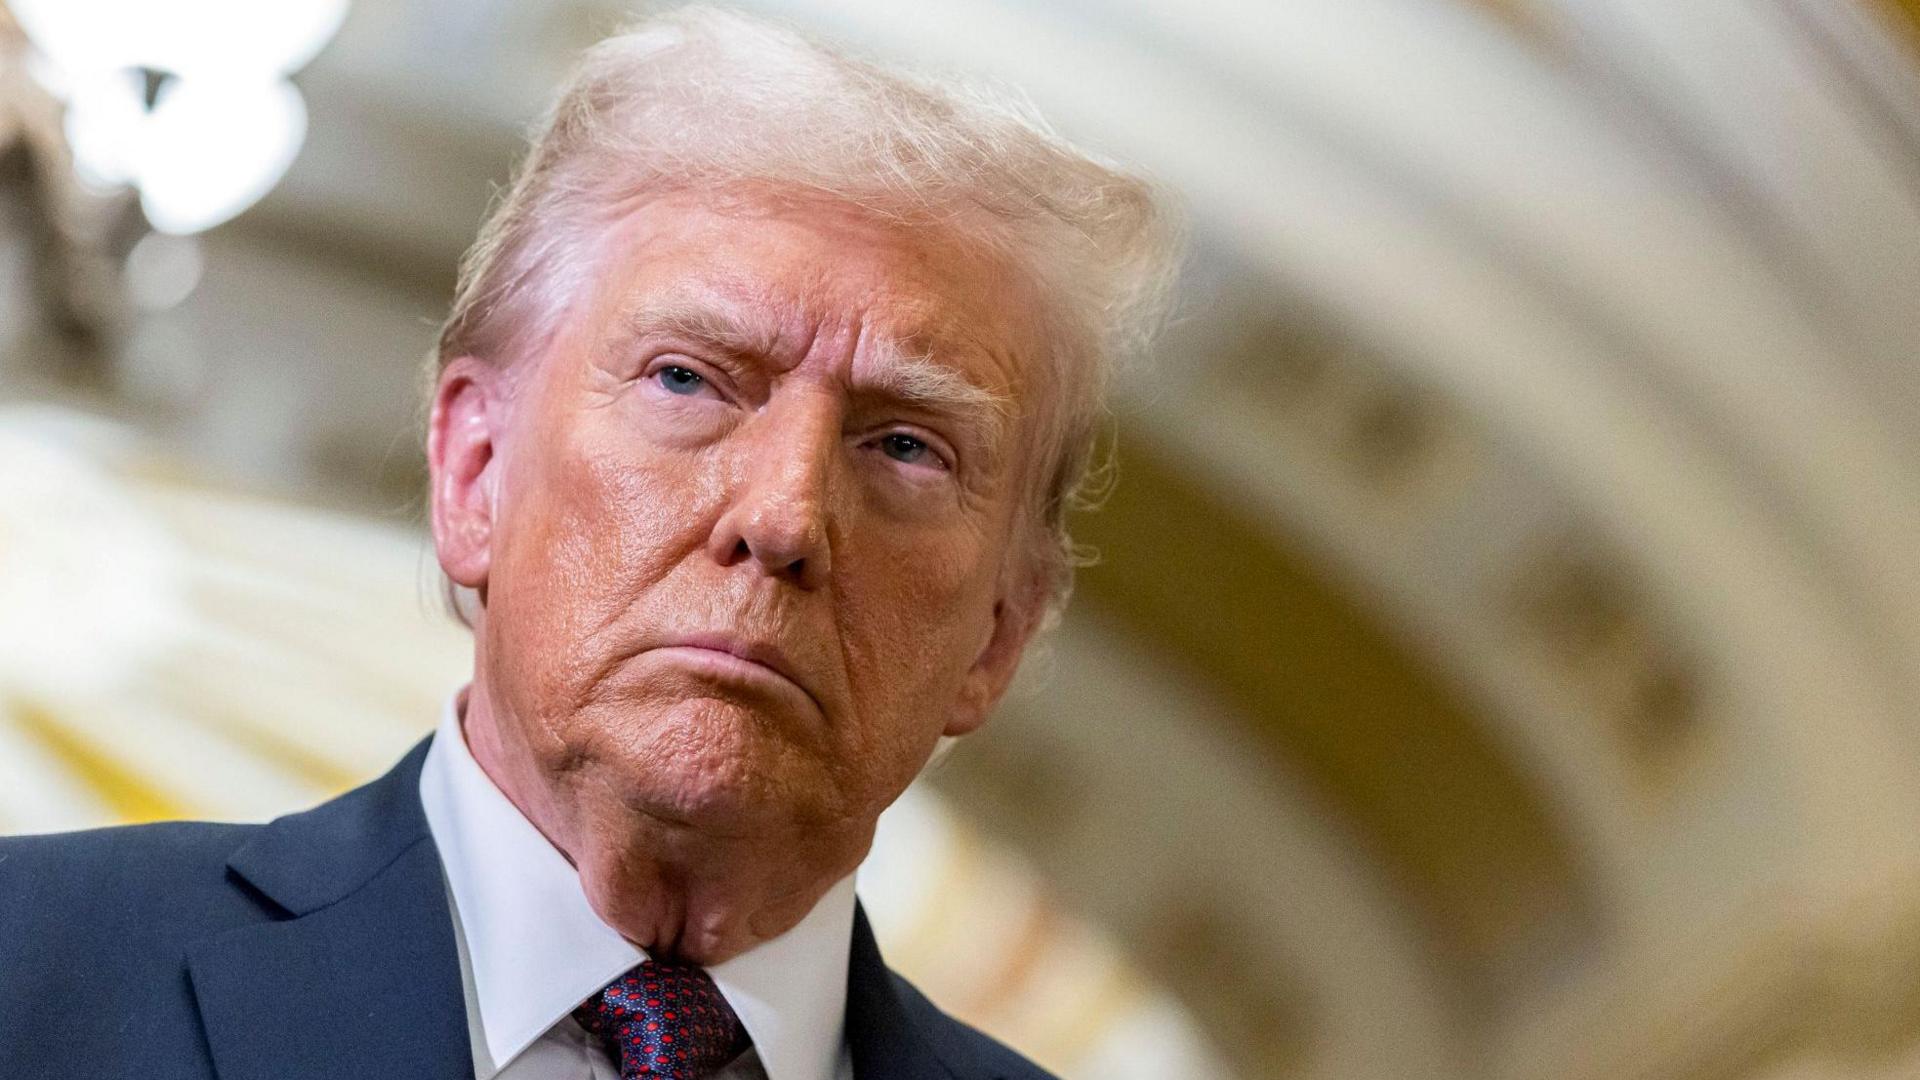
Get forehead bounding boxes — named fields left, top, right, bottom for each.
left=580, top=189, right=1043, bottom=393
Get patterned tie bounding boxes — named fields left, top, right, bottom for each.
left=572, top=959, right=749, bottom=1080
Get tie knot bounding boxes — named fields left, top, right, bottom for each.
left=572, top=959, right=748, bottom=1080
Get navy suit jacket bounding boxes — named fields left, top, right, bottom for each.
left=0, top=738, right=1053, bottom=1079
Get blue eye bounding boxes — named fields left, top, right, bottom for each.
left=880, top=433, right=932, bottom=465
left=658, top=365, right=706, bottom=395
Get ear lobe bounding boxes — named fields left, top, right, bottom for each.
left=943, top=586, right=1045, bottom=738
left=428, top=358, right=502, bottom=591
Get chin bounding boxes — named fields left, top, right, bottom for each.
left=572, top=694, right=838, bottom=834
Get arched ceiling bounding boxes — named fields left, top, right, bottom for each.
left=1068, top=424, right=1593, bottom=1005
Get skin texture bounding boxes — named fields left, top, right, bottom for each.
left=426, top=187, right=1053, bottom=964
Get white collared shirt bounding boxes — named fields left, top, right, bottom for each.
left=419, top=697, right=857, bottom=1080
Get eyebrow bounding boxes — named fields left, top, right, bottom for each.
left=620, top=296, right=1015, bottom=456
left=858, top=347, right=1014, bottom=457
left=617, top=298, right=778, bottom=360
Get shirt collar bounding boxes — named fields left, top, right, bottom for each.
left=419, top=693, right=855, bottom=1080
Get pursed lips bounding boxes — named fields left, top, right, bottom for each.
left=653, top=631, right=819, bottom=710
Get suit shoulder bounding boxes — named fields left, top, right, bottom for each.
left=887, top=970, right=1060, bottom=1080
left=0, top=817, right=255, bottom=888
left=0, top=820, right=268, bottom=958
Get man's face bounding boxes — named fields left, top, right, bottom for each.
left=431, top=188, right=1048, bottom=934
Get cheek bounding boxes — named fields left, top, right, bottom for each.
left=489, top=414, right=721, bottom=696
left=567, top=437, right=716, bottom=582
left=834, top=529, right=996, bottom=735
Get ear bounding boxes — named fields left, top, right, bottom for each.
left=427, top=356, right=504, bottom=592
left=943, top=569, right=1048, bottom=738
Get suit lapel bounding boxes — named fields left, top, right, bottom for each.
left=844, top=904, right=959, bottom=1080
left=187, top=738, right=472, bottom=1080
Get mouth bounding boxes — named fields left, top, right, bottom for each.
left=651, top=633, right=819, bottom=712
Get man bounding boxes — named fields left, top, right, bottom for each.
left=0, top=7, right=1176, bottom=1079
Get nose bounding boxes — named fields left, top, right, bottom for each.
left=706, top=402, right=837, bottom=590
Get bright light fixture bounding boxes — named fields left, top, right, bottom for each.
left=59, top=66, right=146, bottom=188
left=8, top=0, right=348, bottom=78
left=10, top=0, right=346, bottom=233
left=137, top=75, right=307, bottom=235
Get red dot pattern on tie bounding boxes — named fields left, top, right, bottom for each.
left=572, top=959, right=748, bottom=1080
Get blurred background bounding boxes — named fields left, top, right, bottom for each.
left=4, top=1, right=1920, bottom=1077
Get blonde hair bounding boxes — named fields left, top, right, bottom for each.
left=433, top=5, right=1180, bottom=620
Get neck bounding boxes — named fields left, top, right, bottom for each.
left=457, top=681, right=870, bottom=965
